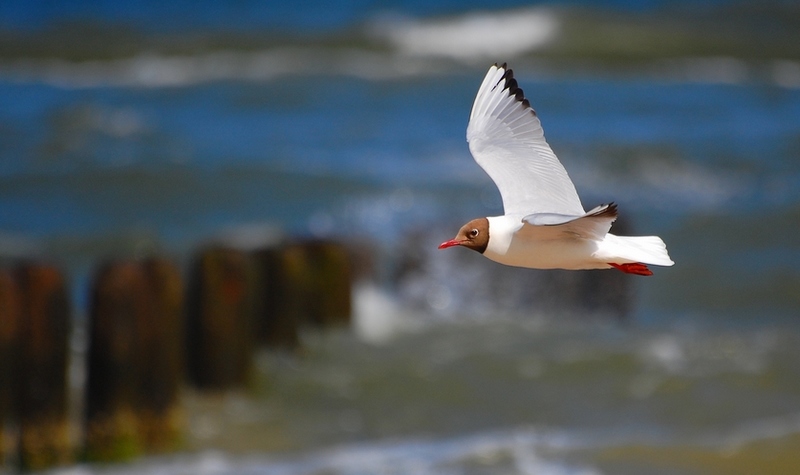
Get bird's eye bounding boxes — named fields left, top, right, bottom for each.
left=469, top=229, right=479, bottom=238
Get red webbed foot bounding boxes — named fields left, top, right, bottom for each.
left=608, top=262, right=653, bottom=276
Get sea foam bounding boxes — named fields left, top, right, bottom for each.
left=376, top=8, right=560, bottom=61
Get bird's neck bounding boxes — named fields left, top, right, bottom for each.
left=485, top=215, right=522, bottom=258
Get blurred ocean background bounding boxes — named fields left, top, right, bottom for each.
left=1, top=0, right=800, bottom=474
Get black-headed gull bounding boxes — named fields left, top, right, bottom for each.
left=439, top=63, right=674, bottom=276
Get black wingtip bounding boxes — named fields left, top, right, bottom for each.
left=589, top=202, right=619, bottom=220
left=494, top=63, right=536, bottom=116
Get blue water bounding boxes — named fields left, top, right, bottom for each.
left=0, top=0, right=703, bottom=32
left=2, top=1, right=800, bottom=473
left=2, top=76, right=798, bottom=317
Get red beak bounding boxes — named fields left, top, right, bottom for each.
left=438, top=239, right=462, bottom=250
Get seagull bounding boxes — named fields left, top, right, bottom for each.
left=438, top=63, right=674, bottom=276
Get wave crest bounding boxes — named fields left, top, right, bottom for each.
left=375, top=8, right=560, bottom=61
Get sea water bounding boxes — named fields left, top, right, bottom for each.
left=47, top=318, right=800, bottom=474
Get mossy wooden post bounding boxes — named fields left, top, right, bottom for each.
left=253, top=246, right=301, bottom=349
left=278, top=240, right=352, bottom=328
left=186, top=247, right=255, bottom=389
left=299, top=240, right=352, bottom=327
left=0, top=269, right=21, bottom=467
left=16, top=262, right=72, bottom=470
left=85, top=260, right=148, bottom=462
left=254, top=240, right=352, bottom=348
left=139, top=257, right=184, bottom=452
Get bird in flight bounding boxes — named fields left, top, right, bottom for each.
left=439, top=63, right=673, bottom=276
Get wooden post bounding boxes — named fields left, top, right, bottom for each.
left=0, top=269, right=21, bottom=467
left=299, top=240, right=352, bottom=327
left=253, top=246, right=301, bottom=349
left=138, top=257, right=184, bottom=452
left=84, top=260, right=148, bottom=462
left=186, top=247, right=255, bottom=389
left=85, top=258, right=187, bottom=461
left=16, top=262, right=72, bottom=470
left=254, top=240, right=353, bottom=348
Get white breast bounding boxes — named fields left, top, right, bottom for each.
left=484, top=215, right=606, bottom=270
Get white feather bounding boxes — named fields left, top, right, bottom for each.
left=466, top=63, right=584, bottom=217
left=596, top=234, right=675, bottom=267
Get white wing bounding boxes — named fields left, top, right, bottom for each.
left=466, top=63, right=584, bottom=217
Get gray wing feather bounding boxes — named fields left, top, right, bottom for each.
left=521, top=203, right=618, bottom=241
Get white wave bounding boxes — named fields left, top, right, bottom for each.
left=0, top=49, right=324, bottom=88
left=772, top=59, right=800, bottom=89
left=571, top=156, right=745, bottom=212
left=650, top=57, right=800, bottom=89
left=60, top=427, right=597, bottom=475
left=0, top=48, right=445, bottom=88
left=656, top=56, right=751, bottom=85
left=376, top=8, right=560, bottom=62
left=50, top=412, right=800, bottom=474
left=3, top=47, right=798, bottom=90
left=212, top=223, right=284, bottom=251
left=723, top=412, right=800, bottom=452
left=352, top=283, right=423, bottom=345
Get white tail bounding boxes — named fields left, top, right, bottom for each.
left=602, top=234, right=674, bottom=267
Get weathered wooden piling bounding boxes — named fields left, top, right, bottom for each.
left=138, top=257, right=184, bottom=452
left=85, top=257, right=187, bottom=461
left=2, top=238, right=355, bottom=467
left=252, top=246, right=302, bottom=349
left=288, top=240, right=352, bottom=328
left=0, top=269, right=21, bottom=466
left=253, top=240, right=353, bottom=349
left=186, top=247, right=255, bottom=389
left=85, top=260, right=148, bottom=462
left=15, top=262, right=72, bottom=470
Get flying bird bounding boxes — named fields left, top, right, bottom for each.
left=438, top=63, right=674, bottom=276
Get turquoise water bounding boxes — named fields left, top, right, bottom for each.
left=2, top=1, right=800, bottom=473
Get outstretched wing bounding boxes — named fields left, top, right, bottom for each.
left=466, top=63, right=584, bottom=217
left=519, top=203, right=617, bottom=241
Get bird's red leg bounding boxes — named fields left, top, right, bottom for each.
left=608, top=263, right=653, bottom=276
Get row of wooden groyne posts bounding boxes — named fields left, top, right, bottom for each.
left=0, top=238, right=354, bottom=471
